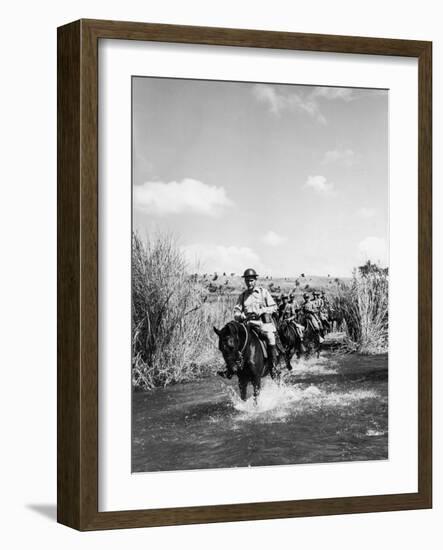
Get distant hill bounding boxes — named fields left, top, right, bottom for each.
left=188, top=273, right=351, bottom=299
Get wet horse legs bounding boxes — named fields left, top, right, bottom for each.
left=252, top=376, right=261, bottom=404
left=238, top=375, right=248, bottom=401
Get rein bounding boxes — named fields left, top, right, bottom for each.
left=226, top=321, right=249, bottom=370
left=238, top=322, right=249, bottom=353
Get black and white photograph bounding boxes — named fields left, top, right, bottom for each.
left=131, top=76, right=389, bottom=473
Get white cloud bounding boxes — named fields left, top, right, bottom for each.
left=323, top=148, right=356, bottom=167
left=133, top=178, right=232, bottom=216
left=311, top=87, right=354, bottom=101
left=252, top=84, right=326, bottom=124
left=357, top=207, right=377, bottom=219
left=305, top=175, right=334, bottom=195
left=358, top=237, right=388, bottom=266
left=182, top=243, right=266, bottom=275
left=252, top=84, right=355, bottom=124
left=262, top=230, right=287, bottom=246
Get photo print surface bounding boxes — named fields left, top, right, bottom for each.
left=131, top=76, right=389, bottom=473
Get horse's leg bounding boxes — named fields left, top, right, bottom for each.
left=268, top=359, right=275, bottom=380
left=252, top=376, right=261, bottom=405
left=238, top=375, right=248, bottom=401
left=305, top=338, right=313, bottom=359
left=285, top=349, right=293, bottom=370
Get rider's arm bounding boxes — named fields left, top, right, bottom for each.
left=262, top=288, right=277, bottom=315
left=233, top=292, right=245, bottom=321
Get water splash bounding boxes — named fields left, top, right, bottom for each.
left=225, top=378, right=379, bottom=424
left=366, top=428, right=386, bottom=436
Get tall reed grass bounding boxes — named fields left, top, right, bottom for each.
left=333, top=265, right=388, bottom=354
left=132, top=232, right=234, bottom=390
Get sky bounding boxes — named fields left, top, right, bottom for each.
left=132, top=76, right=388, bottom=277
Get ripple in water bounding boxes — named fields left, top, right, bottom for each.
left=225, top=379, right=379, bottom=424
left=286, top=355, right=338, bottom=378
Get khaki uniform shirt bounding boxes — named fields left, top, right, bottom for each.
left=233, top=286, right=277, bottom=320
left=280, top=302, right=296, bottom=320
left=303, top=300, right=316, bottom=314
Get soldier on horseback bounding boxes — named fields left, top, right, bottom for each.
left=278, top=292, right=306, bottom=358
left=301, top=292, right=324, bottom=342
left=319, top=290, right=331, bottom=333
left=278, top=294, right=294, bottom=322
left=217, top=268, right=278, bottom=379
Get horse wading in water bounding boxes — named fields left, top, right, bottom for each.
left=277, top=319, right=305, bottom=370
left=300, top=292, right=323, bottom=359
left=213, top=321, right=279, bottom=402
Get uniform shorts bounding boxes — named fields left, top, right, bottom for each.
left=248, top=320, right=276, bottom=346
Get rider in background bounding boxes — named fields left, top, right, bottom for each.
left=278, top=294, right=292, bottom=321
left=301, top=291, right=324, bottom=342
left=312, top=291, right=326, bottom=337
left=319, top=290, right=331, bottom=333
left=281, top=292, right=305, bottom=347
left=311, top=290, right=321, bottom=309
left=320, top=290, right=330, bottom=311
left=289, top=292, right=301, bottom=323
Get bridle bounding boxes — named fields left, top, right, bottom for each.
left=225, top=321, right=249, bottom=369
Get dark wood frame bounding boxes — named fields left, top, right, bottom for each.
left=57, top=18, right=432, bottom=531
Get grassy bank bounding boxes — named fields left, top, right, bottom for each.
left=132, top=233, right=233, bottom=390
left=332, top=263, right=389, bottom=354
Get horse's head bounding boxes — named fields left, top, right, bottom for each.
left=213, top=322, right=243, bottom=369
left=278, top=320, right=302, bottom=348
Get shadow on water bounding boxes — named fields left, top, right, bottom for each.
left=132, top=352, right=388, bottom=473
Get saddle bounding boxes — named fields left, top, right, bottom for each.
left=249, top=326, right=269, bottom=358
left=306, top=313, right=322, bottom=332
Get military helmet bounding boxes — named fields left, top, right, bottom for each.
left=281, top=293, right=288, bottom=301
left=313, top=290, right=320, bottom=296
left=242, top=268, right=258, bottom=279
left=303, top=292, right=310, bottom=299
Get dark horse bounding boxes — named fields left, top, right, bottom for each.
left=278, top=317, right=322, bottom=365
left=303, top=316, right=323, bottom=358
left=213, top=321, right=277, bottom=402
left=277, top=320, right=304, bottom=370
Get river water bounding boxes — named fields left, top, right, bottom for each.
left=132, top=352, right=388, bottom=472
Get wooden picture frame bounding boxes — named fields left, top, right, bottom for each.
left=57, top=19, right=432, bottom=530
